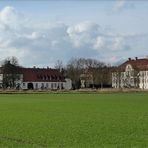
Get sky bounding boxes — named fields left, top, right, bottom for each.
left=0, top=0, right=148, bottom=67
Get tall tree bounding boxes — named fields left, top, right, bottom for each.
left=66, top=58, right=82, bottom=89
left=65, top=58, right=111, bottom=89
left=54, top=60, right=64, bottom=71
left=1, top=56, right=21, bottom=88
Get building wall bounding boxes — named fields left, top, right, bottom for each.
left=139, top=71, right=148, bottom=89
left=63, top=78, right=72, bottom=90
left=0, top=73, right=72, bottom=90
left=0, top=74, right=3, bottom=87
left=112, top=69, right=148, bottom=90
left=20, top=82, right=62, bottom=90
left=19, top=80, right=72, bottom=90
left=112, top=72, right=119, bottom=88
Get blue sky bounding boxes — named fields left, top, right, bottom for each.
left=0, top=0, right=148, bottom=67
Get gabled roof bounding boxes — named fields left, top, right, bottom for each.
left=20, top=68, right=65, bottom=82
left=119, top=58, right=148, bottom=71
left=0, top=66, right=65, bottom=82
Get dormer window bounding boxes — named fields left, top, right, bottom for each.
left=125, top=64, right=133, bottom=72
left=40, top=75, right=43, bottom=80
left=44, top=76, right=46, bottom=80
left=51, top=76, right=55, bottom=80
left=55, top=76, right=57, bottom=80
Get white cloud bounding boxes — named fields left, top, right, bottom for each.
left=93, top=37, right=105, bottom=50
left=113, top=0, right=135, bottom=12
left=0, top=6, right=146, bottom=66
left=0, top=6, right=26, bottom=30
left=67, top=22, right=100, bottom=48
left=114, top=0, right=126, bottom=11
left=0, top=6, right=17, bottom=24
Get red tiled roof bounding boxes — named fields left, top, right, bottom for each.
left=20, top=68, right=65, bottom=82
left=119, top=58, right=148, bottom=71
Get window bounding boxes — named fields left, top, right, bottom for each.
left=36, top=83, right=38, bottom=89
left=40, top=75, right=43, bottom=80
left=52, top=76, right=55, bottom=80
left=42, top=76, right=44, bottom=80
left=61, top=83, right=63, bottom=89
left=46, top=76, right=48, bottom=80
left=51, top=83, right=53, bottom=89
left=42, top=83, right=44, bottom=87
left=44, top=75, right=47, bottom=80
left=46, top=83, right=48, bottom=88
left=47, top=75, right=50, bottom=80
left=23, top=83, right=25, bottom=87
left=59, top=76, right=61, bottom=80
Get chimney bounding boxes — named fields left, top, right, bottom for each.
left=128, top=58, right=131, bottom=61
left=47, top=66, right=49, bottom=69
left=33, top=66, right=36, bottom=69
left=7, top=60, right=11, bottom=64
left=135, top=57, right=138, bottom=60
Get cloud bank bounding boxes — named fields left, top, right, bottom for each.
left=0, top=6, right=146, bottom=67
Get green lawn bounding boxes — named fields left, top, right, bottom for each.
left=0, top=93, right=148, bottom=148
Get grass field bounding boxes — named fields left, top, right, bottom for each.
left=0, top=93, right=148, bottom=148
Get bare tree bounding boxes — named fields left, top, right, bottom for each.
left=54, top=60, right=64, bottom=71
left=66, top=58, right=83, bottom=89
left=65, top=58, right=111, bottom=89
left=1, top=56, right=21, bottom=88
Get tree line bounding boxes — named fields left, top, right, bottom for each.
left=0, top=56, right=115, bottom=89
left=55, top=58, right=114, bottom=89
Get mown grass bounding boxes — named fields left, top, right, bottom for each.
left=0, top=93, right=148, bottom=148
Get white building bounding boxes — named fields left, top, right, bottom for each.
left=112, top=57, right=148, bottom=90
left=0, top=67, right=72, bottom=90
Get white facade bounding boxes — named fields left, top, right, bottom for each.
left=112, top=64, right=148, bottom=90
left=20, top=81, right=72, bottom=90
left=63, top=78, right=72, bottom=90
left=139, top=71, right=148, bottom=89
left=0, top=73, right=72, bottom=90
left=0, top=74, right=3, bottom=88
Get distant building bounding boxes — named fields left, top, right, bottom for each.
left=112, top=57, right=148, bottom=89
left=80, top=69, right=93, bottom=88
left=0, top=67, right=72, bottom=90
left=80, top=67, right=114, bottom=89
